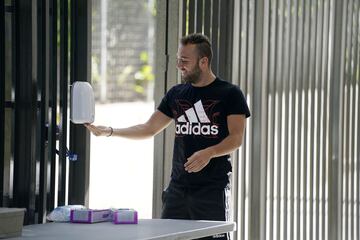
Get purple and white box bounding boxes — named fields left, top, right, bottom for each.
left=70, top=209, right=111, bottom=223
left=113, top=209, right=138, bottom=224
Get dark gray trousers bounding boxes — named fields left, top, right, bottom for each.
left=161, top=181, right=230, bottom=240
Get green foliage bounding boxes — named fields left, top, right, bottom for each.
left=133, top=51, right=154, bottom=94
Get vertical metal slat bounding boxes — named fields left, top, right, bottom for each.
left=37, top=0, right=49, bottom=223
left=182, top=0, right=187, bottom=35
left=188, top=0, right=195, bottom=33
left=210, top=0, right=219, bottom=74
left=231, top=1, right=242, bottom=239
left=259, top=0, right=271, bottom=239
left=321, top=1, right=331, bottom=238
left=195, top=0, right=203, bottom=33
left=289, top=0, right=299, bottom=239
left=343, top=1, right=353, bottom=239
left=282, top=0, right=291, bottom=238
left=10, top=0, right=16, bottom=209
left=231, top=1, right=240, bottom=239
left=239, top=1, right=248, bottom=239
left=314, top=1, right=325, bottom=239
left=203, top=0, right=211, bottom=38
left=303, top=1, right=313, bottom=239
left=296, top=0, right=305, bottom=239
left=308, top=0, right=319, bottom=239
left=354, top=10, right=359, bottom=236
left=268, top=1, right=278, bottom=239
left=48, top=0, right=58, bottom=211
left=314, top=1, right=324, bottom=239
left=275, top=0, right=284, bottom=239
left=248, top=0, right=264, bottom=238
left=68, top=0, right=91, bottom=206
left=354, top=1, right=360, bottom=239
left=58, top=0, right=69, bottom=206
left=357, top=53, right=360, bottom=240
left=0, top=0, right=5, bottom=208
left=218, top=0, right=228, bottom=79
left=350, top=2, right=359, bottom=239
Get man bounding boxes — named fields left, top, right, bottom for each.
left=85, top=33, right=250, bottom=240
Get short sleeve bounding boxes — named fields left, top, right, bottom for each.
left=157, top=87, right=175, bottom=119
left=225, top=86, right=251, bottom=117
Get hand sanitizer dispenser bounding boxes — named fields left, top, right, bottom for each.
left=70, top=81, right=95, bottom=124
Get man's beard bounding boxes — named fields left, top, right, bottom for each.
left=181, top=65, right=201, bottom=84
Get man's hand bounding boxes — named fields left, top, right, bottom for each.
left=184, top=149, right=214, bottom=173
left=184, top=115, right=247, bottom=173
left=84, top=123, right=112, bottom=137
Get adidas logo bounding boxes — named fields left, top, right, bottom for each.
left=175, top=100, right=219, bottom=136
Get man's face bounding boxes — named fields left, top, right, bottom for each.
left=176, top=44, right=202, bottom=84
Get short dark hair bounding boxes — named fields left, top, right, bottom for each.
left=180, top=33, right=213, bottom=65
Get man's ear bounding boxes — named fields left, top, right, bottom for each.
left=200, top=57, right=208, bottom=67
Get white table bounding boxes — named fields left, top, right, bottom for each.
left=16, top=219, right=236, bottom=240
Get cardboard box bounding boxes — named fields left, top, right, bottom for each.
left=70, top=209, right=111, bottom=223
left=0, top=208, right=25, bottom=238
left=113, top=209, right=138, bottom=224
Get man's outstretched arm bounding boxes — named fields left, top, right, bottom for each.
left=85, top=110, right=172, bottom=139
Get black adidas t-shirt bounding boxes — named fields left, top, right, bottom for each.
left=157, top=78, right=251, bottom=188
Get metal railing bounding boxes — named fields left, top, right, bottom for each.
left=181, top=0, right=360, bottom=239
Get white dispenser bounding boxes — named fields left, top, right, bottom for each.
left=70, top=81, right=95, bottom=124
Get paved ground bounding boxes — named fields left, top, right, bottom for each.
left=89, top=102, right=155, bottom=219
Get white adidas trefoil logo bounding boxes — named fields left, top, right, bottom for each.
left=175, top=100, right=219, bottom=136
